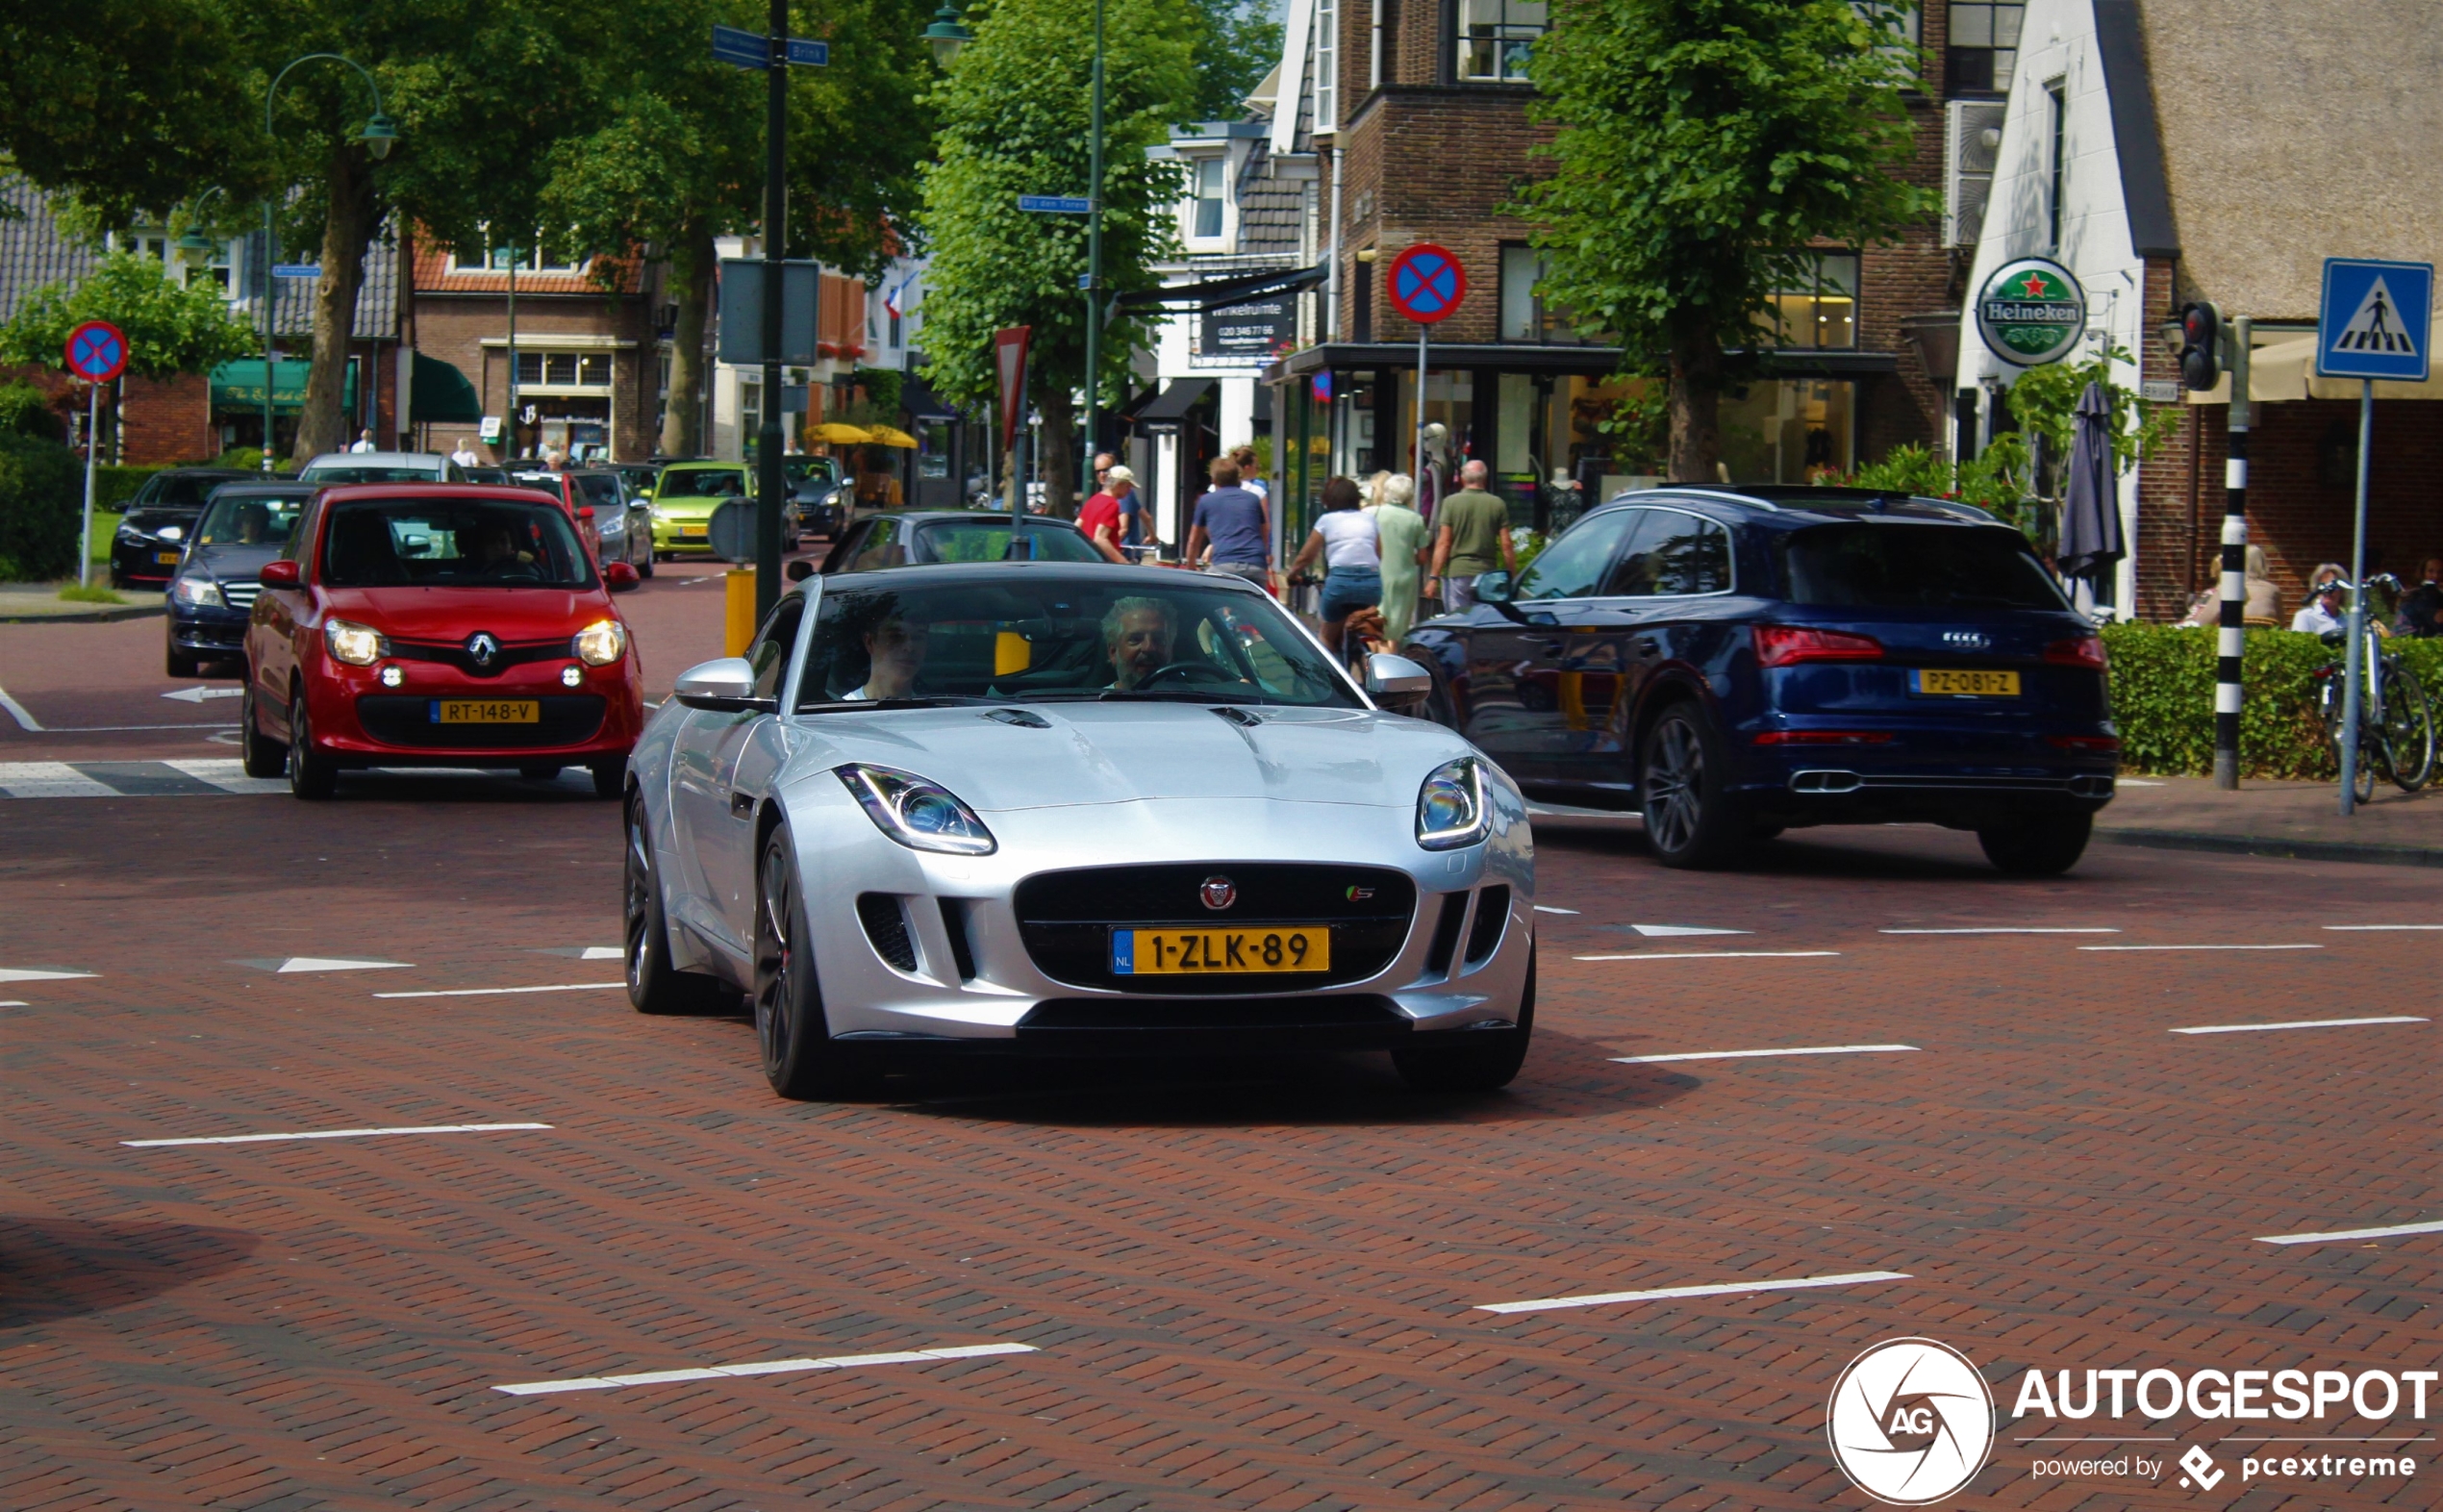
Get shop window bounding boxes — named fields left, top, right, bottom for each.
left=1497, top=243, right=1593, bottom=345
left=1947, top=2, right=2022, bottom=95
left=1720, top=379, right=1854, bottom=484
left=514, top=351, right=614, bottom=389
left=1189, top=156, right=1226, bottom=240
left=1456, top=0, right=1544, bottom=82
left=1770, top=253, right=1859, bottom=350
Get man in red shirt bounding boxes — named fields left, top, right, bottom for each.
left=1076, top=465, right=1138, bottom=564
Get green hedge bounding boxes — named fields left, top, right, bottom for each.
left=0, top=432, right=84, bottom=580
left=2103, top=622, right=2443, bottom=780
left=94, top=464, right=164, bottom=513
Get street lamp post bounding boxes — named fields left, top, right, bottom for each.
left=264, top=54, right=396, bottom=471
left=1080, top=0, right=1106, bottom=508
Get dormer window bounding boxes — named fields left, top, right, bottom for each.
left=1191, top=156, right=1226, bottom=239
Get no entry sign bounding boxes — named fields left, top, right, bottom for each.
left=1388, top=244, right=1466, bottom=324
left=65, top=320, right=128, bottom=384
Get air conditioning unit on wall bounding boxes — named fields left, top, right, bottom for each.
left=1944, top=99, right=2006, bottom=248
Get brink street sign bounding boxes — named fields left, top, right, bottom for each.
left=1976, top=256, right=2087, bottom=366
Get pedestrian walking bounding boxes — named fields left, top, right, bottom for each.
left=1427, top=459, right=1516, bottom=612
left=449, top=438, right=480, bottom=468
left=1184, top=455, right=1272, bottom=592
left=348, top=428, right=376, bottom=454
left=1078, top=465, right=1140, bottom=565
left=1232, top=445, right=1269, bottom=506
left=1373, top=472, right=1429, bottom=643
left=1285, top=476, right=1379, bottom=655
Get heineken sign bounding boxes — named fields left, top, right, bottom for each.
left=1977, top=256, right=2088, bottom=365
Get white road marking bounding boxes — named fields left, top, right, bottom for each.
left=124, top=1121, right=552, bottom=1148
left=1532, top=905, right=1578, bottom=916
left=163, top=758, right=288, bottom=794
left=2079, top=944, right=2322, bottom=952
left=2171, top=1015, right=2428, bottom=1036
left=0, top=967, right=96, bottom=983
left=1629, top=923, right=1750, bottom=938
left=2117, top=778, right=2165, bottom=786
left=1574, top=950, right=1839, bottom=962
left=276, top=957, right=411, bottom=974
left=0, top=1000, right=27, bottom=1008
left=0, top=683, right=42, bottom=731
left=1612, top=1044, right=1919, bottom=1065
left=492, top=1341, right=1040, bottom=1397
left=373, top=981, right=627, bottom=998
left=0, top=762, right=117, bottom=797
left=1880, top=926, right=2120, bottom=935
left=1478, top=1270, right=1910, bottom=1316
left=2323, top=923, right=2443, bottom=931
left=579, top=945, right=623, bottom=960
left=160, top=686, right=244, bottom=703
left=2256, top=1220, right=2443, bottom=1246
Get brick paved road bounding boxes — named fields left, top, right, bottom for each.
left=1, top=785, right=2434, bottom=1510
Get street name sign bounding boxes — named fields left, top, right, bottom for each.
left=1388, top=243, right=1465, bottom=324
left=1019, top=196, right=1093, bottom=215
left=272, top=264, right=322, bottom=278
left=2317, top=258, right=2431, bottom=382
left=1976, top=256, right=2086, bottom=365
left=712, top=24, right=829, bottom=69
left=64, top=320, right=127, bottom=384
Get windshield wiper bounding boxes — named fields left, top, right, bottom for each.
left=1094, top=688, right=1266, bottom=705
left=795, top=696, right=988, bottom=713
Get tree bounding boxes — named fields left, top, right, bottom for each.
left=0, top=250, right=259, bottom=378
left=1184, top=0, right=1284, bottom=123
left=1512, top=0, right=1926, bottom=481
left=541, top=0, right=936, bottom=456
left=918, top=0, right=1196, bottom=508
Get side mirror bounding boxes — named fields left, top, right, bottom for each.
left=785, top=559, right=816, bottom=582
left=1364, top=652, right=1433, bottom=714
left=577, top=505, right=595, bottom=520
left=1472, top=569, right=1514, bottom=603
left=671, top=656, right=773, bottom=713
left=603, top=560, right=640, bottom=591
left=260, top=559, right=301, bottom=588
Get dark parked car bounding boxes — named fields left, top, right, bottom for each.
left=786, top=457, right=846, bottom=537
left=817, top=509, right=1101, bottom=573
left=166, top=484, right=315, bottom=675
left=110, top=467, right=254, bottom=588
left=1402, top=486, right=2117, bottom=874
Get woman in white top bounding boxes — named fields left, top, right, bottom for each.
left=1284, top=475, right=1379, bottom=654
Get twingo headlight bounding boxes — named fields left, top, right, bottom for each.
left=1416, top=755, right=1490, bottom=850
left=325, top=618, right=388, bottom=666
left=572, top=617, right=626, bottom=666
left=837, top=764, right=996, bottom=855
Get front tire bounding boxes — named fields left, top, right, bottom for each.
left=239, top=676, right=286, bottom=778
left=1393, top=949, right=1535, bottom=1093
left=1639, top=704, right=1748, bottom=869
left=2380, top=664, right=2435, bottom=792
left=166, top=643, right=202, bottom=678
left=589, top=757, right=625, bottom=800
left=754, top=826, right=875, bottom=1100
left=623, top=792, right=730, bottom=1015
left=288, top=693, right=336, bottom=799
left=1977, top=812, right=2093, bottom=875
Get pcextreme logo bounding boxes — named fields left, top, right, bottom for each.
left=1826, top=1338, right=1996, bottom=1505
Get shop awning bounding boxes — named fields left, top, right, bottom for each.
left=410, top=352, right=483, bottom=423
left=210, top=359, right=357, bottom=415
left=1134, top=378, right=1215, bottom=424
left=2188, top=315, right=2443, bottom=403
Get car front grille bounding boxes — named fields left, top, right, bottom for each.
left=389, top=638, right=568, bottom=678
left=221, top=582, right=261, bottom=612
left=353, top=693, right=605, bottom=748
left=1014, top=862, right=1417, bottom=995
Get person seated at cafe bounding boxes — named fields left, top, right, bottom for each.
left=2394, top=556, right=2443, bottom=638
left=2292, top=579, right=2349, bottom=636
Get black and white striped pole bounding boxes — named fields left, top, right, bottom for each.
left=2211, top=314, right=2251, bottom=790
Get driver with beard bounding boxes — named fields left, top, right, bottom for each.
left=1102, top=595, right=1176, bottom=691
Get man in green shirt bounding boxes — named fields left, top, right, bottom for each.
left=1427, top=460, right=1517, bottom=612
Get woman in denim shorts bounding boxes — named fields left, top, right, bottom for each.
left=1285, top=476, right=1380, bottom=655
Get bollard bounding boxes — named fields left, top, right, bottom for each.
left=724, top=567, right=758, bottom=657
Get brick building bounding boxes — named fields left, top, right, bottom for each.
left=1956, top=0, right=2443, bottom=620
left=1257, top=0, right=1988, bottom=545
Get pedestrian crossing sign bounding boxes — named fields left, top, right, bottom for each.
left=2317, top=258, right=2431, bottom=382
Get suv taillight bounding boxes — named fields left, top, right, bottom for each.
left=2043, top=636, right=2108, bottom=670
left=1753, top=625, right=1884, bottom=667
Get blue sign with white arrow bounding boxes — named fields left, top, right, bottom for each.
left=2317, top=258, right=2431, bottom=382
left=1019, top=195, right=1093, bottom=215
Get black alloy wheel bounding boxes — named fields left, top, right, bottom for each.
left=753, top=826, right=874, bottom=1100
left=1977, top=812, right=2094, bottom=876
left=623, top=792, right=729, bottom=1015
left=239, top=676, right=286, bottom=779
left=287, top=693, right=337, bottom=799
left=1639, top=704, right=1747, bottom=869
left=1392, top=948, right=1535, bottom=1093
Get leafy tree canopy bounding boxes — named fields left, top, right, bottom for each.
left=1184, top=0, right=1283, bottom=123
left=0, top=251, right=258, bottom=379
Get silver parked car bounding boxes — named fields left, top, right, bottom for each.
left=622, top=562, right=1537, bottom=1099
left=296, top=450, right=466, bottom=485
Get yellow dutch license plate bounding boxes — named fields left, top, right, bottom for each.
left=156, top=551, right=182, bottom=565
left=1111, top=926, right=1330, bottom=975
left=432, top=699, right=541, bottom=724
left=1912, top=668, right=2020, bottom=698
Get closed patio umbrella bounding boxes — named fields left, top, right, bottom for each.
left=2056, top=380, right=2122, bottom=584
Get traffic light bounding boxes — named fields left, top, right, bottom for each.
left=2179, top=301, right=2224, bottom=391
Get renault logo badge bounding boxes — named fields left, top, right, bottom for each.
left=466, top=632, right=499, bottom=667
left=1199, top=875, right=1237, bottom=911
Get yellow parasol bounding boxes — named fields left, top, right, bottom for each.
left=864, top=423, right=919, bottom=449
left=811, top=421, right=872, bottom=444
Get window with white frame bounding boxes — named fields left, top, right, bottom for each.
left=1313, top=0, right=1337, bottom=134
left=1456, top=0, right=1544, bottom=82
left=1189, top=156, right=1226, bottom=239
left=1947, top=1, right=2022, bottom=95
left=449, top=228, right=590, bottom=274
left=513, top=351, right=615, bottom=389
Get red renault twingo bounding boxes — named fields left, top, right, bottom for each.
left=241, top=485, right=645, bottom=799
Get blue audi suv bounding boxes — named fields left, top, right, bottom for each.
left=1402, top=486, right=2116, bottom=873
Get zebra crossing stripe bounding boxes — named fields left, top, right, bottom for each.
left=0, top=759, right=284, bottom=798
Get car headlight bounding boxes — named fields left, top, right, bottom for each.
left=155, top=524, right=184, bottom=542
left=1416, top=756, right=1490, bottom=850
left=325, top=618, right=389, bottom=666
left=171, top=576, right=224, bottom=609
left=837, top=764, right=996, bottom=855
left=572, top=618, right=626, bottom=667
left=116, top=522, right=144, bottom=542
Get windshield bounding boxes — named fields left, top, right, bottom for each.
left=196, top=492, right=308, bottom=547
left=144, top=473, right=232, bottom=508
left=658, top=468, right=748, bottom=499
left=318, top=497, right=595, bottom=589
left=574, top=474, right=623, bottom=508
left=915, top=520, right=1102, bottom=564
left=797, top=577, right=1359, bottom=710
left=301, top=464, right=441, bottom=485
left=785, top=458, right=838, bottom=484
left=1778, top=523, right=2071, bottom=611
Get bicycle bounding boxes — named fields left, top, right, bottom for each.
left=2313, top=573, right=2436, bottom=800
